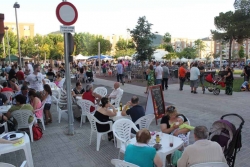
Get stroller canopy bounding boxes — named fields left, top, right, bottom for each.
left=210, top=120, right=236, bottom=149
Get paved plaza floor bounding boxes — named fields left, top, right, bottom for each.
left=0, top=77, right=249, bottom=167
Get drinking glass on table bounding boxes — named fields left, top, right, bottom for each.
left=169, top=134, right=173, bottom=147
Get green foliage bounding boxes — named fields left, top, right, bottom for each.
left=163, top=32, right=171, bottom=43
left=194, top=39, right=206, bottom=58
left=162, top=52, right=178, bottom=61
left=178, top=47, right=197, bottom=59
left=114, top=38, right=135, bottom=58
left=0, top=31, right=18, bottom=58
left=89, top=36, right=111, bottom=55
left=211, top=10, right=250, bottom=65
left=238, top=45, right=245, bottom=58
left=130, top=16, right=156, bottom=61
left=20, top=37, right=35, bottom=57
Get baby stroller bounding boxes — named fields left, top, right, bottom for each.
left=204, top=73, right=225, bottom=95
left=209, top=114, right=244, bottom=167
left=86, top=71, right=94, bottom=83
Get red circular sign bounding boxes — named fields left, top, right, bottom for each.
left=56, top=2, right=78, bottom=26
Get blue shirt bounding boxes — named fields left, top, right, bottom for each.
left=125, top=144, right=156, bottom=167
left=116, top=63, right=123, bottom=74
left=5, top=66, right=11, bottom=73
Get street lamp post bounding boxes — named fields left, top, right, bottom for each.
left=4, top=27, right=11, bottom=63
left=13, top=2, right=22, bottom=68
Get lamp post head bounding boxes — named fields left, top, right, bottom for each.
left=4, top=26, right=9, bottom=30
left=13, top=2, right=20, bottom=8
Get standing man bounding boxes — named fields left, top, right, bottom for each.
left=244, top=62, right=250, bottom=81
left=116, top=60, right=124, bottom=85
left=190, top=63, right=200, bottom=94
left=155, top=62, right=163, bottom=85
left=162, top=62, right=169, bottom=90
left=178, top=63, right=187, bottom=91
left=177, top=126, right=226, bottom=166
left=198, top=62, right=205, bottom=92
left=16, top=67, right=25, bottom=84
left=24, top=64, right=45, bottom=93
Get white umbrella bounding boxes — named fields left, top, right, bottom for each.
left=180, top=58, right=188, bottom=62
left=75, top=54, right=89, bottom=60
left=23, top=56, right=33, bottom=60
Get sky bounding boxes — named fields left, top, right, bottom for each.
left=0, top=0, right=236, bottom=39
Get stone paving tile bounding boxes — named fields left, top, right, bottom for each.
left=0, top=78, right=249, bottom=167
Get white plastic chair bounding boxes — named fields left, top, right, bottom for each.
left=111, top=159, right=139, bottom=167
left=1, top=91, right=13, bottom=104
left=111, top=89, right=124, bottom=108
left=0, top=161, right=27, bottom=167
left=34, top=100, right=46, bottom=130
left=52, top=95, right=68, bottom=123
left=134, top=114, right=155, bottom=130
left=0, top=122, right=8, bottom=134
left=86, top=112, right=113, bottom=151
left=93, top=87, right=108, bottom=97
left=77, top=99, right=96, bottom=127
left=48, top=82, right=57, bottom=89
left=112, top=119, right=139, bottom=158
left=11, top=110, right=35, bottom=142
left=186, top=117, right=191, bottom=146
left=44, top=79, right=50, bottom=84
left=190, top=162, right=229, bottom=167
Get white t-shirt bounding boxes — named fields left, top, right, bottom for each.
left=155, top=65, right=163, bottom=79
left=45, top=95, right=51, bottom=104
left=28, top=64, right=33, bottom=74
left=78, top=62, right=83, bottom=68
left=190, top=67, right=200, bottom=80
left=25, top=73, right=44, bottom=91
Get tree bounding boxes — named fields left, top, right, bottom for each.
left=211, top=10, right=250, bottom=66
left=114, top=38, right=135, bottom=58
left=178, top=47, right=197, bottom=59
left=194, top=39, right=206, bottom=58
left=238, top=45, right=245, bottom=58
left=130, top=16, right=156, bottom=61
left=89, top=36, right=111, bottom=55
left=234, top=0, right=250, bottom=13
left=0, top=31, right=18, bottom=57
left=162, top=52, right=178, bottom=63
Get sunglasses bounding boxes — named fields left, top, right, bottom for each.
left=36, top=76, right=38, bottom=81
left=167, top=106, right=175, bottom=112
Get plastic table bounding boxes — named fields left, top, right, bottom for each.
left=0, top=105, right=11, bottom=114
left=0, top=132, right=34, bottom=167
left=110, top=107, right=130, bottom=121
left=122, top=132, right=184, bottom=167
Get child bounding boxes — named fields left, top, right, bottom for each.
left=241, top=81, right=249, bottom=91
left=171, top=116, right=195, bottom=146
left=42, top=84, right=52, bottom=125
left=108, top=68, right=112, bottom=77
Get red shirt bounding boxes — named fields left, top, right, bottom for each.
left=1, top=87, right=13, bottom=92
left=82, top=91, right=95, bottom=112
left=16, top=71, right=25, bottom=80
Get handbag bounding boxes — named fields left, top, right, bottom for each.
left=32, top=124, right=43, bottom=141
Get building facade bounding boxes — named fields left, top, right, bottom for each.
left=4, top=22, right=34, bottom=38
left=214, top=39, right=250, bottom=59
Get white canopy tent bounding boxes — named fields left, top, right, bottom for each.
left=180, top=58, right=188, bottom=62
left=153, top=49, right=169, bottom=61
left=75, top=54, right=89, bottom=60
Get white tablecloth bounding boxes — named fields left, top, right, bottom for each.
left=110, top=107, right=130, bottom=121
left=0, top=105, right=11, bottom=114
left=0, top=132, right=34, bottom=167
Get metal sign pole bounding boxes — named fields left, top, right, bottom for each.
left=64, top=33, right=74, bottom=135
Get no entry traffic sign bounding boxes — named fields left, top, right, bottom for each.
left=56, top=1, right=78, bottom=26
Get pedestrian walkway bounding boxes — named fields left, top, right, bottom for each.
left=0, top=77, right=249, bottom=167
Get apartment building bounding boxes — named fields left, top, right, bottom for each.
left=214, top=39, right=250, bottom=59
left=171, top=37, right=214, bottom=58
left=4, top=22, right=34, bottom=38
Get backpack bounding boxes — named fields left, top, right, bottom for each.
left=32, top=124, right=43, bottom=141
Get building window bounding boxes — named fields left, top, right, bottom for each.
left=24, top=26, right=30, bottom=30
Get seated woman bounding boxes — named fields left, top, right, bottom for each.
left=72, top=82, right=85, bottom=97
left=28, top=90, right=42, bottom=118
left=94, top=97, right=116, bottom=140
left=6, top=94, right=34, bottom=124
left=82, top=84, right=102, bottom=112
left=1, top=82, right=13, bottom=92
left=160, top=106, right=190, bottom=136
left=124, top=129, right=163, bottom=167
left=54, top=73, right=62, bottom=87
left=9, top=78, right=20, bottom=92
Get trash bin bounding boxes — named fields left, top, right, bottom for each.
left=174, top=70, right=178, bottom=78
